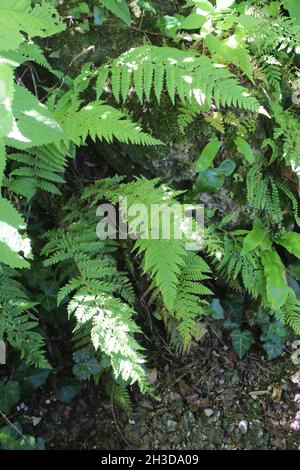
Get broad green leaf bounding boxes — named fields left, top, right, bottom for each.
left=180, top=13, right=207, bottom=30
left=195, top=138, right=221, bottom=173
left=284, top=0, right=300, bottom=25
left=193, top=1, right=215, bottom=15
left=235, top=136, right=255, bottom=164
left=215, top=158, right=235, bottom=176
left=0, top=139, right=6, bottom=187
left=0, top=198, right=31, bottom=268
left=157, top=15, right=183, bottom=38
left=276, top=232, right=300, bottom=260
left=194, top=159, right=235, bottom=193
left=237, top=14, right=260, bottom=30
left=0, top=381, right=21, bottom=414
left=98, top=0, right=131, bottom=25
left=242, top=220, right=271, bottom=254
left=216, top=0, right=235, bottom=10
left=184, top=1, right=214, bottom=14
left=0, top=63, right=14, bottom=137
left=230, top=329, right=255, bottom=359
left=5, top=85, right=64, bottom=149
left=0, top=1, right=65, bottom=52
left=261, top=250, right=290, bottom=310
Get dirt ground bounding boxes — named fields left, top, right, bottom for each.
left=7, top=332, right=300, bottom=450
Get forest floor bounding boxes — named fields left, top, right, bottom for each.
left=7, top=332, right=300, bottom=450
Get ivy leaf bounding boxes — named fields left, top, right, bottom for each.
left=276, top=232, right=300, bottom=260
left=224, top=319, right=240, bottom=330
left=195, top=138, right=221, bottom=173
left=261, top=250, right=290, bottom=310
left=73, top=358, right=101, bottom=380
left=98, top=0, right=131, bottom=26
left=57, top=380, right=80, bottom=403
left=0, top=381, right=21, bottom=414
left=210, top=298, right=224, bottom=319
left=230, top=329, right=255, bottom=359
left=235, top=136, right=255, bottom=164
left=93, top=6, right=106, bottom=25
left=13, top=364, right=50, bottom=393
left=73, top=349, right=101, bottom=380
left=263, top=341, right=283, bottom=360
left=242, top=220, right=271, bottom=254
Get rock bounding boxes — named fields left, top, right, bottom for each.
left=32, top=416, right=42, bottom=426
left=204, top=408, right=214, bottom=418
left=238, top=420, right=248, bottom=435
left=166, top=419, right=178, bottom=433
left=140, top=399, right=155, bottom=410
left=294, top=394, right=300, bottom=404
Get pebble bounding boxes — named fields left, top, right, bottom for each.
left=32, top=416, right=42, bottom=426
left=204, top=408, right=214, bottom=418
left=238, top=420, right=248, bottom=435
left=166, top=419, right=178, bottom=433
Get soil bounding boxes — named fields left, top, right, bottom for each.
left=6, top=332, right=300, bottom=450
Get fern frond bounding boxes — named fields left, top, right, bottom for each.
left=60, top=102, right=162, bottom=146
left=173, top=254, right=212, bottom=349
left=135, top=238, right=187, bottom=312
left=0, top=266, right=48, bottom=368
left=96, top=46, right=261, bottom=112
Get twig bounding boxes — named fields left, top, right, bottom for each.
left=29, top=65, right=38, bottom=98
left=130, top=25, right=167, bottom=38
left=0, top=409, right=36, bottom=449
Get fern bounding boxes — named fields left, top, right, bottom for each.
left=107, top=380, right=133, bottom=413
left=173, top=253, right=212, bottom=349
left=96, top=46, right=261, bottom=111
left=283, top=293, right=300, bottom=335
left=60, top=101, right=162, bottom=146
left=135, top=238, right=187, bottom=312
left=177, top=103, right=201, bottom=134
left=246, top=165, right=283, bottom=226
left=42, top=204, right=150, bottom=392
left=251, top=15, right=300, bottom=56
left=0, top=266, right=48, bottom=368
left=204, top=112, right=225, bottom=134
left=5, top=142, right=71, bottom=198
